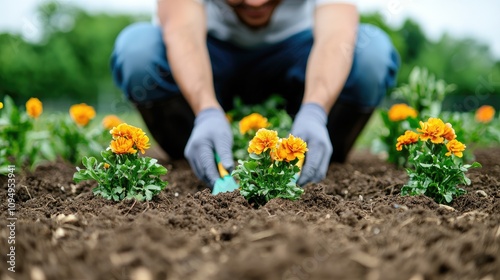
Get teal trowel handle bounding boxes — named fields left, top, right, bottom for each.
left=213, top=153, right=239, bottom=195
left=215, top=153, right=230, bottom=177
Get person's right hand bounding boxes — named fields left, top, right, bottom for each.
left=184, top=108, right=234, bottom=187
left=291, top=103, right=333, bottom=186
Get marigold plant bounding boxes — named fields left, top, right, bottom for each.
left=391, top=66, right=455, bottom=117
left=70, top=103, right=96, bottom=126
left=26, top=97, right=43, bottom=119
left=440, top=106, right=499, bottom=162
left=0, top=96, right=52, bottom=174
left=239, top=113, right=269, bottom=135
left=372, top=103, right=420, bottom=167
left=397, top=117, right=481, bottom=204
left=228, top=95, right=293, bottom=160
left=73, top=123, right=167, bottom=201
left=388, top=103, right=418, bottom=122
left=102, top=115, right=124, bottom=130
left=232, top=128, right=307, bottom=206
left=48, top=104, right=108, bottom=165
left=475, top=105, right=495, bottom=123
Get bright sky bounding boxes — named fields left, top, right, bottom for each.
left=1, top=0, right=500, bottom=58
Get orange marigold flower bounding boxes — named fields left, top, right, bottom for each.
left=445, top=139, right=466, bottom=158
left=475, top=105, right=495, bottom=123
left=248, top=128, right=279, bottom=155
left=110, top=137, right=137, bottom=154
left=102, top=115, right=123, bottom=130
left=270, top=143, right=284, bottom=161
left=26, top=97, right=43, bottom=119
left=388, top=103, right=418, bottom=121
left=133, top=131, right=150, bottom=154
left=273, top=135, right=308, bottom=162
left=239, top=113, right=270, bottom=135
left=442, top=122, right=456, bottom=141
left=417, top=117, right=447, bottom=144
left=70, top=103, right=96, bottom=126
left=109, top=123, right=150, bottom=154
left=0, top=102, right=3, bottom=109
left=396, top=130, right=419, bottom=151
left=110, top=123, right=136, bottom=139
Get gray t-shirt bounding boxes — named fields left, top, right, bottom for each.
left=155, top=0, right=357, bottom=48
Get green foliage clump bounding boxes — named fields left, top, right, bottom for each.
left=74, top=151, right=168, bottom=201
left=73, top=123, right=167, bottom=201
left=47, top=113, right=106, bottom=165
left=0, top=1, right=145, bottom=104
left=234, top=153, right=302, bottom=207
left=372, top=106, right=420, bottom=167
left=0, top=95, right=53, bottom=173
left=232, top=129, right=306, bottom=206
left=397, top=118, right=481, bottom=204
left=392, top=66, right=456, bottom=118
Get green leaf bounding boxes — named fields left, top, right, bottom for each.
left=73, top=171, right=91, bottom=182
left=470, top=162, right=482, bottom=168
left=463, top=176, right=471, bottom=185
left=145, top=190, right=153, bottom=201
left=243, top=161, right=258, bottom=171
left=443, top=193, right=453, bottom=203
left=249, top=153, right=264, bottom=160
left=145, top=185, right=162, bottom=191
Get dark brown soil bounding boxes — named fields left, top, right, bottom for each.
left=1, top=147, right=499, bottom=280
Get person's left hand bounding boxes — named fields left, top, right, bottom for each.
left=184, top=108, right=234, bottom=187
left=291, top=103, right=333, bottom=186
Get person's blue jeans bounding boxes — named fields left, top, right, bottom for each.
left=111, top=22, right=400, bottom=160
left=112, top=22, right=399, bottom=109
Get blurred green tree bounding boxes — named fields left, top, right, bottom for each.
left=0, top=2, right=146, bottom=107
left=0, top=4, right=498, bottom=112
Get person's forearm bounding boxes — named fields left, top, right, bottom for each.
left=158, top=0, right=219, bottom=115
left=164, top=30, right=220, bottom=114
left=303, top=4, right=358, bottom=113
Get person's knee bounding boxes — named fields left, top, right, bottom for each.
left=112, top=23, right=171, bottom=103
left=351, top=24, right=400, bottom=107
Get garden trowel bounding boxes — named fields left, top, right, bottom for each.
left=212, top=153, right=239, bottom=195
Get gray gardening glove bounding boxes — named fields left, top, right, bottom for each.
left=291, top=103, right=333, bottom=186
left=184, top=108, right=234, bottom=187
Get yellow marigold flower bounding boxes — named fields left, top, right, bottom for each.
left=271, top=142, right=284, bottom=161
left=445, top=139, right=466, bottom=158
left=110, top=123, right=135, bottom=139
left=102, top=115, right=123, bottom=130
left=109, top=123, right=150, bottom=154
left=26, top=97, right=43, bottom=119
left=103, top=163, right=110, bottom=169
left=388, top=103, right=418, bottom=121
left=70, top=103, right=96, bottom=126
left=248, top=128, right=279, bottom=155
left=239, top=113, right=270, bottom=135
left=396, top=130, right=419, bottom=151
left=133, top=130, right=150, bottom=154
left=0, top=102, right=3, bottom=109
left=417, top=118, right=447, bottom=144
left=273, top=135, right=308, bottom=162
left=442, top=122, right=456, bottom=141
left=110, top=137, right=137, bottom=155
left=475, top=105, right=495, bottom=123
